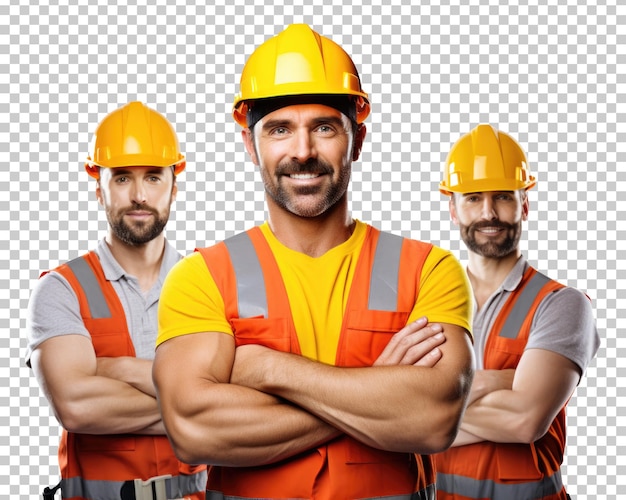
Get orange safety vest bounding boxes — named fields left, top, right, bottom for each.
left=48, top=251, right=206, bottom=500
left=434, top=267, right=567, bottom=500
left=197, top=226, right=436, bottom=500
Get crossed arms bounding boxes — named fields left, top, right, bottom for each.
left=31, top=334, right=165, bottom=435
left=153, top=317, right=474, bottom=466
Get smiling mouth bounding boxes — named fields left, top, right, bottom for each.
left=289, top=173, right=322, bottom=179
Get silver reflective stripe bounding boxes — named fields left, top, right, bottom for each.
left=225, top=230, right=405, bottom=318
left=66, top=256, right=111, bottom=319
left=368, top=231, right=404, bottom=311
left=437, top=470, right=563, bottom=499
left=62, top=470, right=206, bottom=499
left=224, top=232, right=268, bottom=318
left=207, top=483, right=435, bottom=499
left=499, top=271, right=552, bottom=339
left=62, top=476, right=125, bottom=500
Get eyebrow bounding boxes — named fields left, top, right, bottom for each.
left=262, top=115, right=346, bottom=131
left=111, top=168, right=165, bottom=176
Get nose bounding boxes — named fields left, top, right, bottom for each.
left=130, top=179, right=147, bottom=205
left=292, top=129, right=316, bottom=163
left=480, top=197, right=497, bottom=220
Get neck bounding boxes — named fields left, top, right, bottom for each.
left=266, top=197, right=353, bottom=257
left=466, top=249, right=521, bottom=310
left=105, top=232, right=166, bottom=292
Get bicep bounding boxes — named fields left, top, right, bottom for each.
left=433, top=322, right=475, bottom=397
left=513, top=348, right=580, bottom=420
left=30, top=335, right=98, bottom=408
left=154, top=331, right=236, bottom=402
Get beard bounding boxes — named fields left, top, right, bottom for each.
left=262, top=158, right=350, bottom=218
left=460, top=219, right=522, bottom=258
left=107, top=202, right=170, bottom=246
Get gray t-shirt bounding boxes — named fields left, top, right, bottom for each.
left=473, top=255, right=600, bottom=375
left=26, top=239, right=182, bottom=363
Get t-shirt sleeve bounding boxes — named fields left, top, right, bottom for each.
left=157, top=251, right=234, bottom=347
left=25, top=272, right=91, bottom=366
left=525, top=286, right=600, bottom=375
left=409, top=246, right=473, bottom=338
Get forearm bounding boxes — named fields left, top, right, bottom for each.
left=459, top=389, right=544, bottom=444
left=97, top=356, right=156, bottom=396
left=241, top=344, right=473, bottom=454
left=159, top=379, right=340, bottom=466
left=59, top=376, right=163, bottom=435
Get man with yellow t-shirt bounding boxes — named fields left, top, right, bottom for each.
left=154, top=24, right=475, bottom=500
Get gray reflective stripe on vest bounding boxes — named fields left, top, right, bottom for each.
left=224, top=230, right=404, bottom=318
left=437, top=470, right=563, bottom=499
left=62, top=470, right=206, bottom=499
left=368, top=231, right=404, bottom=311
left=224, top=232, right=268, bottom=318
left=208, top=483, right=435, bottom=499
left=66, top=256, right=111, bottom=319
left=499, top=271, right=552, bottom=339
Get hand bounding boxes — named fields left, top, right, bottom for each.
left=466, top=369, right=515, bottom=406
left=96, top=357, right=156, bottom=397
left=374, top=317, right=445, bottom=367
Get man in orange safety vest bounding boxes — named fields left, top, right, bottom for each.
left=27, top=101, right=206, bottom=500
left=153, top=24, right=475, bottom=500
left=434, top=124, right=599, bottom=500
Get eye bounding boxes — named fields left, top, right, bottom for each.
left=115, top=176, right=129, bottom=183
left=270, top=126, right=289, bottom=136
left=316, top=124, right=337, bottom=135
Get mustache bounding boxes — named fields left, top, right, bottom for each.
left=119, top=203, right=159, bottom=216
left=275, top=159, right=334, bottom=176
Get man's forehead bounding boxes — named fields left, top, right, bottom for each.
left=261, top=103, right=345, bottom=122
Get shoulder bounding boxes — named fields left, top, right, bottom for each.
left=537, top=284, right=593, bottom=317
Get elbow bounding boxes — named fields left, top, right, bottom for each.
left=422, top=406, right=466, bottom=454
left=54, top=402, right=94, bottom=434
left=512, top=415, right=552, bottom=444
left=163, top=419, right=206, bottom=465
left=423, top=370, right=474, bottom=453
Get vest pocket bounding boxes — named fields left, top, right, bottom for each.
left=485, top=336, right=525, bottom=370
left=340, top=309, right=411, bottom=367
left=496, top=443, right=542, bottom=480
left=231, top=317, right=291, bottom=352
left=76, top=433, right=136, bottom=452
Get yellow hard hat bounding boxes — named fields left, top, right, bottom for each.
left=85, top=101, right=185, bottom=179
left=232, top=24, right=370, bottom=127
left=440, top=124, right=536, bottom=195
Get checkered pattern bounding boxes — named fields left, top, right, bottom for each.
left=1, top=0, right=624, bottom=497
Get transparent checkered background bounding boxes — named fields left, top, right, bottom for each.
left=1, top=0, right=624, bottom=498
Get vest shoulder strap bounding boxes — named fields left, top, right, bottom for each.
left=491, top=266, right=565, bottom=342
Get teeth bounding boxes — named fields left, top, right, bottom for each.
left=290, top=173, right=319, bottom=179
left=479, top=228, right=501, bottom=233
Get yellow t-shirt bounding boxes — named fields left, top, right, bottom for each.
left=158, top=221, right=472, bottom=364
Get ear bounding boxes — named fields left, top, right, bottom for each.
left=95, top=181, right=104, bottom=206
left=242, top=128, right=260, bottom=166
left=171, top=178, right=178, bottom=204
left=521, top=192, right=530, bottom=221
left=352, top=124, right=367, bottom=162
left=449, top=197, right=460, bottom=225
